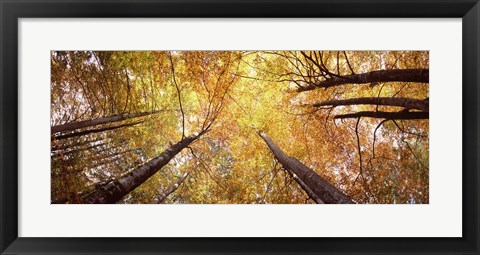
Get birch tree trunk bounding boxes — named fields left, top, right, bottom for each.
left=81, top=135, right=199, bottom=204
left=259, top=132, right=354, bottom=204
left=53, top=120, right=144, bottom=140
left=51, top=110, right=159, bottom=134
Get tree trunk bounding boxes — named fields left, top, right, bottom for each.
left=297, top=68, right=429, bottom=92
left=81, top=135, right=199, bottom=204
left=52, top=120, right=144, bottom=141
left=154, top=172, right=190, bottom=203
left=51, top=137, right=105, bottom=152
left=51, top=142, right=107, bottom=157
left=51, top=110, right=159, bottom=134
left=334, top=110, right=429, bottom=120
left=259, top=132, right=353, bottom=204
left=288, top=171, right=324, bottom=204
left=311, top=97, right=429, bottom=112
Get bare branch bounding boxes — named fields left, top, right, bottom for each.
left=169, top=52, right=186, bottom=140
left=334, top=110, right=429, bottom=120
left=309, top=97, right=429, bottom=112
left=298, top=68, right=429, bottom=92
left=343, top=51, right=355, bottom=74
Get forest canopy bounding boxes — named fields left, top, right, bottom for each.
left=51, top=50, right=429, bottom=204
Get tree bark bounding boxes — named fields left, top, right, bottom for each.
left=311, top=97, right=429, bottom=112
left=51, top=137, right=104, bottom=152
left=51, top=142, right=106, bottom=157
left=289, top=171, right=324, bottom=204
left=53, top=120, right=144, bottom=141
left=81, top=135, right=199, bottom=204
left=154, top=172, right=190, bottom=203
left=51, top=110, right=159, bottom=134
left=259, top=132, right=353, bottom=204
left=297, top=68, right=429, bottom=92
left=52, top=148, right=136, bottom=178
left=334, top=110, right=429, bottom=120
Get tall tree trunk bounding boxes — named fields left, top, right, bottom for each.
left=297, top=68, right=429, bottom=92
left=51, top=110, right=159, bottom=134
left=79, top=148, right=136, bottom=169
left=289, top=171, right=324, bottom=204
left=52, top=120, right=144, bottom=141
left=310, top=97, right=429, bottom=112
left=51, top=142, right=107, bottom=157
left=81, top=135, right=199, bottom=204
left=259, top=132, right=353, bottom=204
left=51, top=137, right=105, bottom=152
left=154, top=172, right=190, bottom=203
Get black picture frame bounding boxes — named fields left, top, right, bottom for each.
left=1, top=0, right=479, bottom=254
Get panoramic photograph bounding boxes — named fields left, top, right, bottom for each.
left=51, top=51, right=429, bottom=204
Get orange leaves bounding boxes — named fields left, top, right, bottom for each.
left=51, top=50, right=429, bottom=204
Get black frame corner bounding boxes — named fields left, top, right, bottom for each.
left=1, top=0, right=479, bottom=254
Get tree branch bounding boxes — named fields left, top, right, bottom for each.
left=169, top=52, right=186, bottom=140
left=154, top=171, right=190, bottom=203
left=53, top=120, right=145, bottom=140
left=297, top=68, right=429, bottom=92
left=309, top=97, right=429, bottom=112
left=343, top=51, right=355, bottom=74
left=334, top=110, right=429, bottom=120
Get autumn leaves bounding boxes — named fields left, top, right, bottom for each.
left=51, top=51, right=429, bottom=204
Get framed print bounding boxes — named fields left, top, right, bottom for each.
left=1, top=0, right=479, bottom=254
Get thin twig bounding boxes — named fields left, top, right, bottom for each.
left=169, top=52, right=186, bottom=140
